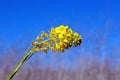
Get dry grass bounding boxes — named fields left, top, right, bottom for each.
left=0, top=26, right=119, bottom=80
left=0, top=49, right=119, bottom=80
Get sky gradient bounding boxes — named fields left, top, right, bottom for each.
left=0, top=0, right=120, bottom=61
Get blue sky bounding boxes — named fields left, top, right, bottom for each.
left=0, top=0, right=120, bottom=60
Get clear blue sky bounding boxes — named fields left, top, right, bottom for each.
left=0, top=0, right=120, bottom=60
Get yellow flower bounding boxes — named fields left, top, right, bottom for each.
left=55, top=28, right=61, bottom=34
left=32, top=41, right=39, bottom=46
left=57, top=25, right=64, bottom=30
left=40, top=48, right=48, bottom=53
left=50, top=46, right=57, bottom=52
left=32, top=25, right=82, bottom=53
left=59, top=48, right=64, bottom=52
left=41, top=32, right=48, bottom=37
left=73, top=32, right=79, bottom=38
left=68, top=29, right=73, bottom=34
left=58, top=34, right=64, bottom=39
left=50, top=28, right=55, bottom=32
left=64, top=26, right=68, bottom=31
left=55, top=43, right=60, bottom=50
left=63, top=39, right=69, bottom=43
left=31, top=48, right=39, bottom=53
left=36, top=36, right=43, bottom=41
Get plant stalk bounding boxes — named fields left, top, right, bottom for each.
left=7, top=48, right=33, bottom=80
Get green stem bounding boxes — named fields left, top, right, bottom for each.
left=7, top=47, right=33, bottom=80
left=7, top=39, right=49, bottom=80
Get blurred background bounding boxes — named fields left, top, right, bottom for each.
left=0, top=0, right=120, bottom=80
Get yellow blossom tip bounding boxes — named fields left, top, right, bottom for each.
left=32, top=25, right=82, bottom=53
left=32, top=41, right=39, bottom=46
left=31, top=48, right=39, bottom=53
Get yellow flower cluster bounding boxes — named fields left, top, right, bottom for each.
left=31, top=25, right=82, bottom=53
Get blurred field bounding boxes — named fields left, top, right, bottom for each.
left=0, top=26, right=120, bottom=80
left=0, top=45, right=120, bottom=80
